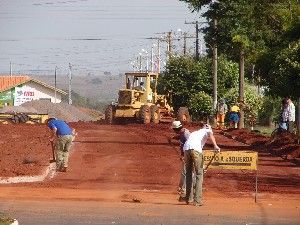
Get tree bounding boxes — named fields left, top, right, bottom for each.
left=187, top=91, right=212, bottom=121
left=158, top=55, right=239, bottom=111
left=180, top=0, right=299, bottom=128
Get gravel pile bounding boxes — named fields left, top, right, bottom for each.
left=0, top=106, right=38, bottom=114
left=19, top=100, right=96, bottom=122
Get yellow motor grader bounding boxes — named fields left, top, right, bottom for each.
left=105, top=72, right=190, bottom=124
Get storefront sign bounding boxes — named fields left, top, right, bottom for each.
left=14, top=86, right=36, bottom=106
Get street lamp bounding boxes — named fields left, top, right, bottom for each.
left=140, top=49, right=149, bottom=72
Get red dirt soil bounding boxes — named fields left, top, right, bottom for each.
left=0, top=124, right=51, bottom=177
left=0, top=122, right=299, bottom=202
left=223, top=128, right=300, bottom=159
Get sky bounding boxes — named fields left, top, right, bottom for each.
left=0, top=0, right=204, bottom=76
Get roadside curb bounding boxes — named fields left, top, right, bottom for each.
left=0, top=162, right=56, bottom=184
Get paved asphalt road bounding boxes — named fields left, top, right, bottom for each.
left=1, top=199, right=299, bottom=225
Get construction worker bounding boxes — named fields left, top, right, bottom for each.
left=286, top=97, right=295, bottom=133
left=183, top=123, right=220, bottom=206
left=216, top=99, right=228, bottom=129
left=229, top=103, right=240, bottom=128
left=135, top=81, right=146, bottom=91
left=169, top=120, right=190, bottom=202
left=47, top=118, right=74, bottom=172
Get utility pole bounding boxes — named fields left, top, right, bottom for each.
left=10, top=62, right=12, bottom=76
left=139, top=54, right=142, bottom=72
left=145, top=37, right=163, bottom=73
left=54, top=66, right=57, bottom=104
left=196, top=21, right=199, bottom=60
left=151, top=45, right=154, bottom=72
left=212, top=18, right=218, bottom=115
left=157, top=39, right=161, bottom=73
left=182, top=32, right=195, bottom=55
left=238, top=49, right=245, bottom=129
left=167, top=31, right=172, bottom=58
left=185, top=21, right=202, bottom=60
left=183, top=32, right=187, bottom=55
left=68, top=63, right=72, bottom=105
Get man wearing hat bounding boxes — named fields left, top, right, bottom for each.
left=183, top=123, right=220, bottom=206
left=169, top=120, right=190, bottom=201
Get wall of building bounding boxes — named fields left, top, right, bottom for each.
left=13, top=81, right=63, bottom=106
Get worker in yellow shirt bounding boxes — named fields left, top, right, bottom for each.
left=229, top=103, right=240, bottom=128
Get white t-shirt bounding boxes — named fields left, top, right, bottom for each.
left=183, top=127, right=213, bottom=153
left=287, top=102, right=295, bottom=122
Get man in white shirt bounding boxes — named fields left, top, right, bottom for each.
left=287, top=97, right=295, bottom=133
left=183, top=123, right=220, bottom=206
left=169, top=120, right=191, bottom=202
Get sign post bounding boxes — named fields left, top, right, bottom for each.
left=203, top=150, right=258, bottom=202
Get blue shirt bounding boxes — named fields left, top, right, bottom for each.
left=48, top=119, right=73, bottom=136
left=179, top=128, right=190, bottom=156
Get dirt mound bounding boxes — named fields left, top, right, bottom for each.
left=21, top=100, right=97, bottom=122
left=266, top=132, right=300, bottom=159
left=223, top=128, right=300, bottom=160
left=222, top=128, right=269, bottom=148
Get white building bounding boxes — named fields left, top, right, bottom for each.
left=0, top=75, right=67, bottom=107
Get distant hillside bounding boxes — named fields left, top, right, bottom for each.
left=32, top=74, right=124, bottom=103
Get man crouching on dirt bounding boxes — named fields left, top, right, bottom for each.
left=169, top=121, right=190, bottom=202
left=183, top=123, right=220, bottom=206
left=47, top=118, right=74, bottom=172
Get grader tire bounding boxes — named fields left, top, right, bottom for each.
left=105, top=105, right=115, bottom=124
left=19, top=114, right=29, bottom=123
left=11, top=115, right=20, bottom=124
left=150, top=105, right=160, bottom=124
left=139, top=105, right=151, bottom=124
left=177, top=107, right=191, bottom=123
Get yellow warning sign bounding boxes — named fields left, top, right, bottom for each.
left=203, top=150, right=258, bottom=170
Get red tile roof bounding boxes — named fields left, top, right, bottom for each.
left=0, top=75, right=67, bottom=95
left=0, top=76, right=30, bottom=92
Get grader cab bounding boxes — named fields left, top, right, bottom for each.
left=105, top=72, right=190, bottom=124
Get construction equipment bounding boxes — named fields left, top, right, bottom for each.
left=105, top=72, right=190, bottom=124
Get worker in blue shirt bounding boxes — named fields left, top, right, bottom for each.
left=47, top=118, right=74, bottom=172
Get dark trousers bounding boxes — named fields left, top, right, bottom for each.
left=287, top=121, right=294, bottom=133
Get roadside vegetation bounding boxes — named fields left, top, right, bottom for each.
left=0, top=212, right=14, bottom=225
left=157, top=0, right=299, bottom=131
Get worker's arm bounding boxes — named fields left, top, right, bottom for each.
left=49, top=127, right=57, bottom=142
left=209, top=133, right=220, bottom=152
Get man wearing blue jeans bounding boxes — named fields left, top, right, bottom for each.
left=183, top=123, right=220, bottom=206
left=47, top=118, right=74, bottom=172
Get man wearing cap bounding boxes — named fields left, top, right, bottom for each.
left=47, top=118, right=74, bottom=172
left=183, top=123, right=220, bottom=206
left=169, top=120, right=190, bottom=201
